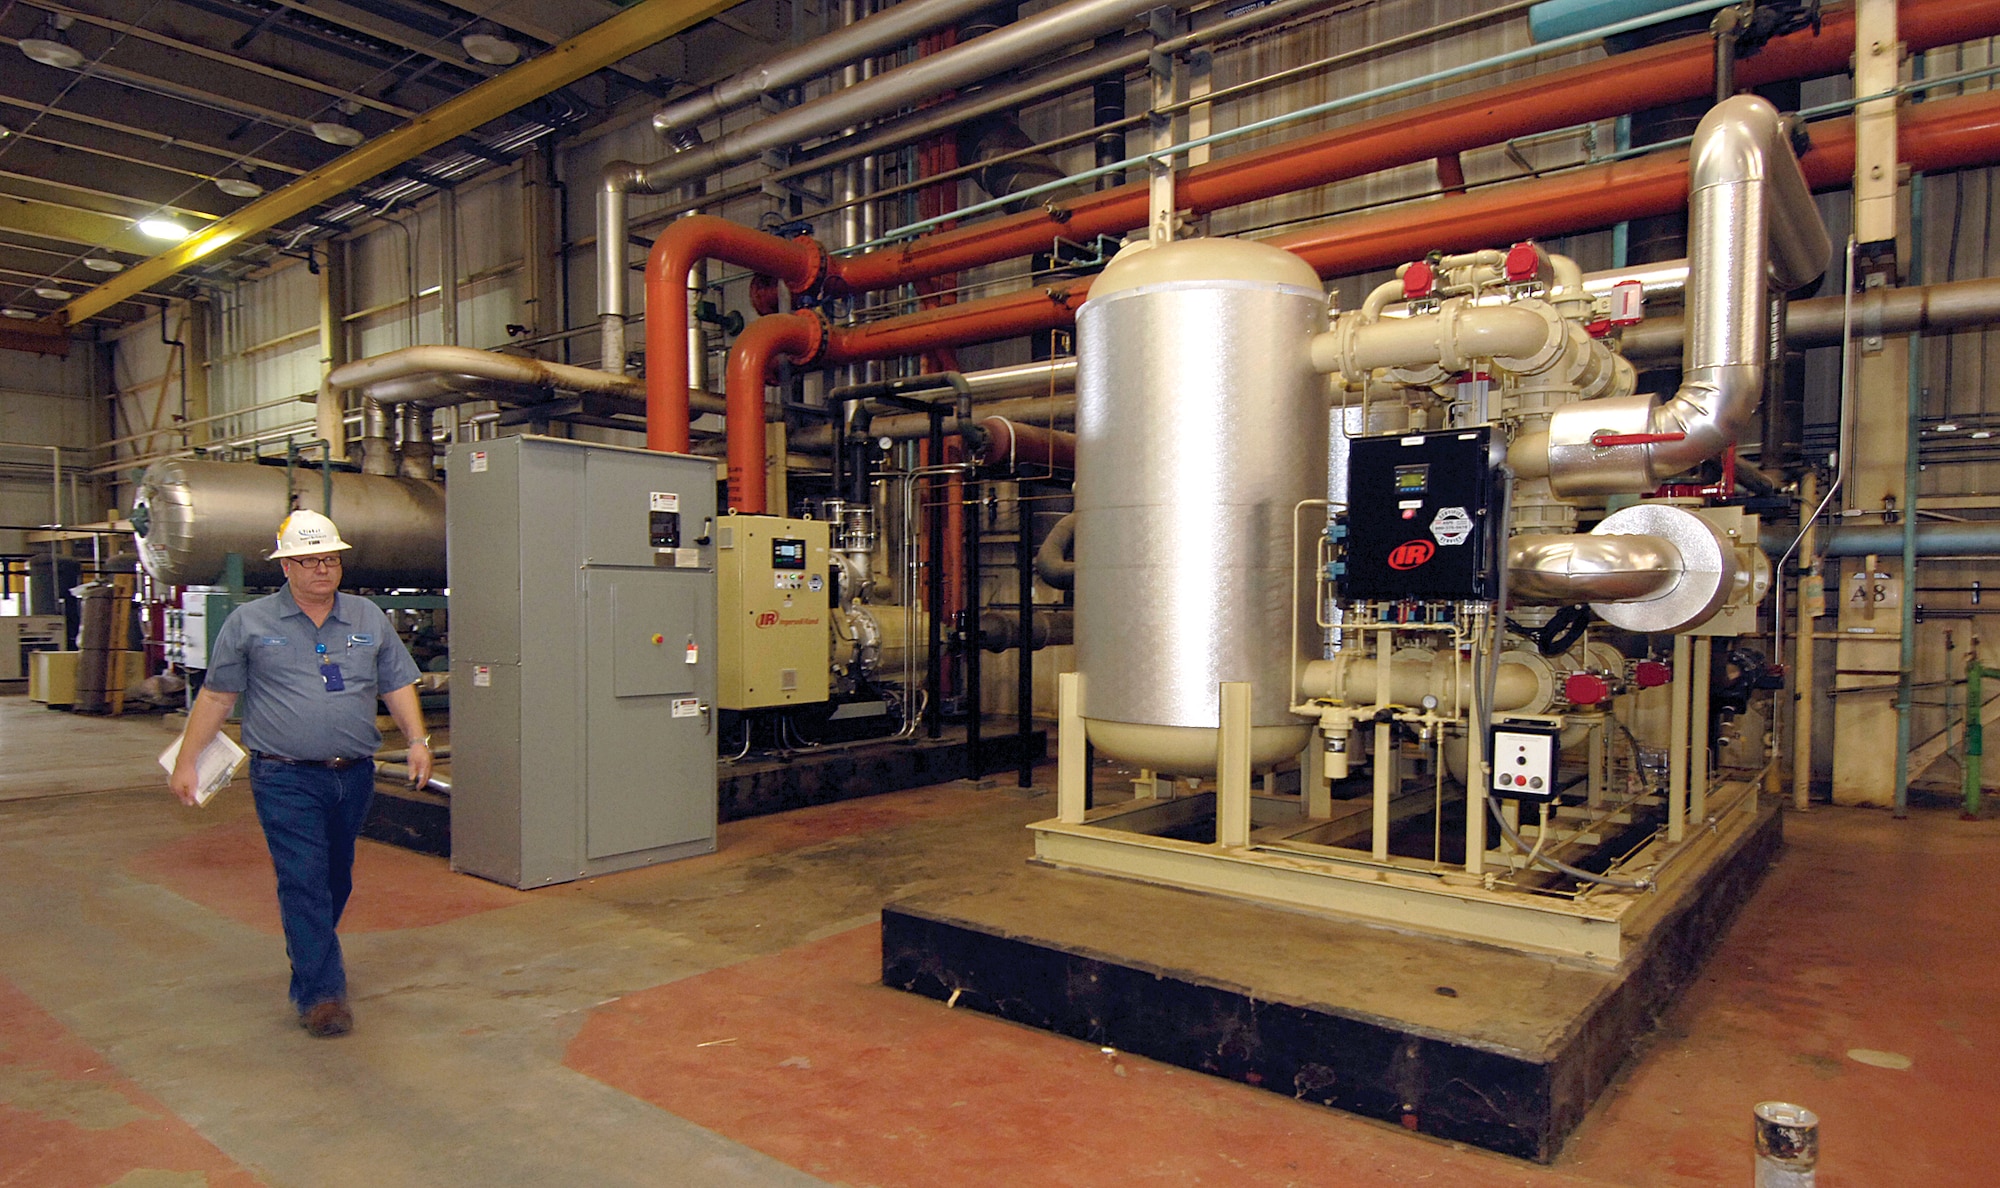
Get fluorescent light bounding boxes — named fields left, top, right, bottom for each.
left=33, top=287, right=70, bottom=300
left=460, top=33, right=521, bottom=65
left=20, top=38, right=84, bottom=69
left=1936, top=423, right=1960, bottom=433
left=311, top=120, right=364, bottom=147
left=82, top=257, right=124, bottom=273
left=1973, top=430, right=1994, bottom=440
left=1, top=309, right=37, bottom=320
left=137, top=218, right=190, bottom=241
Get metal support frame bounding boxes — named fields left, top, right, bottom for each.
left=1669, top=634, right=1692, bottom=843
left=1034, top=674, right=1760, bottom=963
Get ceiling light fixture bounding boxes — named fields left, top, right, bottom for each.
left=214, top=168, right=264, bottom=199
left=1973, top=430, right=1994, bottom=440
left=82, top=257, right=124, bottom=273
left=20, top=14, right=85, bottom=69
left=312, top=120, right=364, bottom=147
left=33, top=287, right=71, bottom=300
left=460, top=32, right=521, bottom=66
left=137, top=217, right=190, bottom=241
left=1936, top=422, right=1960, bottom=433
left=1, top=309, right=38, bottom=320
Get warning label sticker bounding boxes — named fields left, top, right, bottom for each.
left=1430, top=506, right=1474, bottom=546
left=672, top=697, right=701, bottom=719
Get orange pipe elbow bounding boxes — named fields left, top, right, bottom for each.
left=723, top=311, right=824, bottom=515
left=644, top=215, right=825, bottom=455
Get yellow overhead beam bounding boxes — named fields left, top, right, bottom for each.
left=56, top=0, right=738, bottom=328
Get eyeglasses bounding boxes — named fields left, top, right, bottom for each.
left=287, top=555, right=342, bottom=571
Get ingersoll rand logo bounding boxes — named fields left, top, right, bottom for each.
left=1387, top=540, right=1436, bottom=570
left=754, top=611, right=780, bottom=628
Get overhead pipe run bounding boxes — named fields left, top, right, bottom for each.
left=816, top=0, right=2000, bottom=299
left=1820, top=522, right=2000, bottom=558
left=1618, top=275, right=2000, bottom=361
left=603, top=0, right=1173, bottom=355
left=1537, top=96, right=1831, bottom=496
left=646, top=0, right=1011, bottom=143
left=708, top=89, right=2000, bottom=508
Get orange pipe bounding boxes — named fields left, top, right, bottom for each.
left=1273, top=91, right=2000, bottom=275
left=644, top=215, right=824, bottom=453
left=722, top=311, right=824, bottom=513
left=720, top=93, right=2000, bottom=502
left=821, top=0, right=2000, bottom=296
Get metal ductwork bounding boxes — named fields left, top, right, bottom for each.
left=1507, top=504, right=1764, bottom=635
left=1540, top=95, right=1831, bottom=496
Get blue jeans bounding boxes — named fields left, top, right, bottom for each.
left=249, top=756, right=375, bottom=1012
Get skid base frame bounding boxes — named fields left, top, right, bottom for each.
left=883, top=795, right=1782, bottom=1162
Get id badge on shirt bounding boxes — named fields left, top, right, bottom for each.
left=314, top=642, right=344, bottom=691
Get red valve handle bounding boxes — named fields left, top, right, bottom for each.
left=1590, top=431, right=1687, bottom=447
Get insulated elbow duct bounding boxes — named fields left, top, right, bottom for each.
left=1544, top=95, right=1830, bottom=497
left=1509, top=504, right=1749, bottom=634
left=1034, top=511, right=1076, bottom=589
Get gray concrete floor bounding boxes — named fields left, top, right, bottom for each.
left=0, top=695, right=1044, bottom=1187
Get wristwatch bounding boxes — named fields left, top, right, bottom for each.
left=412, top=734, right=433, bottom=750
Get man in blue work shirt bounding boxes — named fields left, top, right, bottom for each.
left=168, top=509, right=433, bottom=1038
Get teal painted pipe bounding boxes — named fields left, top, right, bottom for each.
left=1529, top=0, right=1691, bottom=42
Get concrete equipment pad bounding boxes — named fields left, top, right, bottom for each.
left=884, top=798, right=1783, bottom=1161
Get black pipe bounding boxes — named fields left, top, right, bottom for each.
left=1015, top=485, right=1035, bottom=788
left=964, top=478, right=983, bottom=778
left=929, top=409, right=946, bottom=740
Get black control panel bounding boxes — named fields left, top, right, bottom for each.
left=1340, top=428, right=1496, bottom=600
left=771, top=537, right=807, bottom=570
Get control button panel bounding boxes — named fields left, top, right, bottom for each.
left=1490, top=722, right=1559, bottom=802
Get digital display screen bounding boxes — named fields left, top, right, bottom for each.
left=1393, top=464, right=1430, bottom=496
left=772, top=538, right=807, bottom=570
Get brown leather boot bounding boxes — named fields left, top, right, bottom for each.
left=299, top=999, right=353, bottom=1038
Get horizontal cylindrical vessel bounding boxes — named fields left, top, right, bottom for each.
left=1074, top=238, right=1328, bottom=774
left=134, top=459, right=446, bottom=588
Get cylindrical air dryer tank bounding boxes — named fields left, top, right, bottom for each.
left=1073, top=238, right=1328, bottom=774
left=133, top=458, right=447, bottom=588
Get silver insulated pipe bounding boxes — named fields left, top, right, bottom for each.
left=1541, top=95, right=1830, bottom=496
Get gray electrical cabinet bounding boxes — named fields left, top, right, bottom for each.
left=446, top=435, right=719, bottom=888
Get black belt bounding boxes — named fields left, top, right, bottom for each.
left=252, top=751, right=369, bottom=771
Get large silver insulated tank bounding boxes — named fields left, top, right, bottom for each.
left=1074, top=237, right=1328, bottom=775
left=133, top=458, right=446, bottom=588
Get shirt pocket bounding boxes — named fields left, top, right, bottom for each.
left=342, top=638, right=382, bottom=690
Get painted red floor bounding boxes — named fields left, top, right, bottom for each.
left=0, top=975, right=266, bottom=1188
left=127, top=820, right=525, bottom=935
left=567, top=806, right=2000, bottom=1187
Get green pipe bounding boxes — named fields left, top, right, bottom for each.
left=1964, top=656, right=2000, bottom=816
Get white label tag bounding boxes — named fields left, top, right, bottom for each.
left=650, top=492, right=679, bottom=512
left=674, top=547, right=699, bottom=568
left=1431, top=506, right=1474, bottom=546
left=469, top=451, right=488, bottom=473
left=671, top=697, right=701, bottom=719
left=685, top=641, right=699, bottom=664
left=473, top=665, right=491, bottom=687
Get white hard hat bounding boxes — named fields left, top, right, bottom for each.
left=269, top=509, right=353, bottom=559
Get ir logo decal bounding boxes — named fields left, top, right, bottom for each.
left=1387, top=540, right=1436, bottom=570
